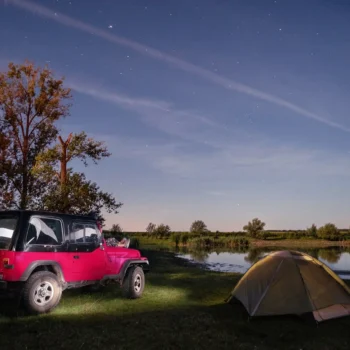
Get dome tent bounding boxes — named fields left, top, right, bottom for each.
left=226, top=250, right=350, bottom=322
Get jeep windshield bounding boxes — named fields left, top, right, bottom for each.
left=0, top=214, right=18, bottom=250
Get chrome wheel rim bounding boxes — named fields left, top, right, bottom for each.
left=134, top=274, right=142, bottom=293
left=33, top=281, right=54, bottom=306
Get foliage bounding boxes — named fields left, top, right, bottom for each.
left=132, top=226, right=350, bottom=243
left=317, top=223, right=340, bottom=241
left=0, top=61, right=122, bottom=225
left=36, top=171, right=121, bottom=225
left=0, top=60, right=71, bottom=209
left=110, top=224, right=123, bottom=234
left=32, top=132, right=122, bottom=224
left=153, top=223, right=171, bottom=239
left=146, top=222, right=156, bottom=235
left=189, top=236, right=250, bottom=248
left=243, top=218, right=266, bottom=238
left=257, top=231, right=270, bottom=240
left=306, top=224, right=317, bottom=237
left=190, top=220, right=209, bottom=235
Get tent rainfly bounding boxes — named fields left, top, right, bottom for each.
left=226, top=250, right=350, bottom=322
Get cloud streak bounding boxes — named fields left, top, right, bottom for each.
left=97, top=134, right=350, bottom=181
left=68, top=80, right=223, bottom=130
left=7, top=0, right=350, bottom=133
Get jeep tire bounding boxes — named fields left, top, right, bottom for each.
left=22, top=271, right=63, bottom=314
left=122, top=266, right=145, bottom=299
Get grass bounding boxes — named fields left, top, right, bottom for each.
left=0, top=249, right=350, bottom=349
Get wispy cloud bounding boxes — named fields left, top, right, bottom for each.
left=68, top=80, right=223, bottom=130
left=7, top=0, right=350, bottom=133
left=98, top=134, right=350, bottom=181
left=204, top=191, right=228, bottom=197
left=64, top=78, right=350, bottom=182
left=65, top=78, right=243, bottom=153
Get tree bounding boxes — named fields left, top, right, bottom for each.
left=153, top=224, right=171, bottom=239
left=243, top=218, right=266, bottom=238
left=306, top=223, right=317, bottom=237
left=110, top=224, right=123, bottom=234
left=32, top=132, right=122, bottom=224
left=190, top=220, right=208, bottom=235
left=317, top=223, right=340, bottom=240
left=33, top=131, right=112, bottom=210
left=146, top=222, right=156, bottom=235
left=109, top=223, right=124, bottom=240
left=0, top=61, right=71, bottom=209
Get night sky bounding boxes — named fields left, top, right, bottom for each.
left=1, top=0, right=350, bottom=231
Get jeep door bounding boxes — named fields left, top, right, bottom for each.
left=67, top=221, right=106, bottom=281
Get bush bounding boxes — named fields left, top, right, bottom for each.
left=243, top=218, right=266, bottom=238
left=317, top=223, right=340, bottom=240
left=258, top=231, right=270, bottom=240
left=188, top=236, right=249, bottom=248
left=190, top=220, right=209, bottom=236
left=153, top=224, right=171, bottom=239
left=306, top=224, right=317, bottom=237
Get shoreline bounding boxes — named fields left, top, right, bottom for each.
left=251, top=239, right=350, bottom=248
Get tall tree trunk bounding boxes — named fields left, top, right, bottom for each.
left=20, top=126, right=29, bottom=209
left=58, top=134, right=72, bottom=212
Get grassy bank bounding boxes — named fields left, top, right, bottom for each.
left=136, top=235, right=350, bottom=250
left=1, top=249, right=350, bottom=349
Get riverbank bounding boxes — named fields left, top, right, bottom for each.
left=0, top=249, right=350, bottom=349
left=251, top=239, right=350, bottom=248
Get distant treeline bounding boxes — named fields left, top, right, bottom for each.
left=105, top=230, right=350, bottom=239
left=104, top=219, right=350, bottom=245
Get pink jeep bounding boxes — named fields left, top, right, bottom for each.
left=0, top=210, right=149, bottom=314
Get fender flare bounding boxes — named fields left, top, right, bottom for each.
left=120, top=259, right=150, bottom=283
left=19, top=260, right=65, bottom=282
left=101, top=259, right=150, bottom=284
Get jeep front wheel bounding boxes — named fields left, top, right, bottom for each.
left=22, top=271, right=63, bottom=314
left=122, top=266, right=145, bottom=299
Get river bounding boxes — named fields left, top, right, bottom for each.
left=170, top=245, right=350, bottom=279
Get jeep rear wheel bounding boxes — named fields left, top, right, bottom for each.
left=122, top=266, right=145, bottom=299
left=22, top=271, right=62, bottom=314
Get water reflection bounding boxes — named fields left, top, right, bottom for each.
left=172, top=245, right=350, bottom=278
left=318, top=248, right=343, bottom=264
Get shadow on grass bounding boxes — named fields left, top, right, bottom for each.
left=1, top=302, right=350, bottom=350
